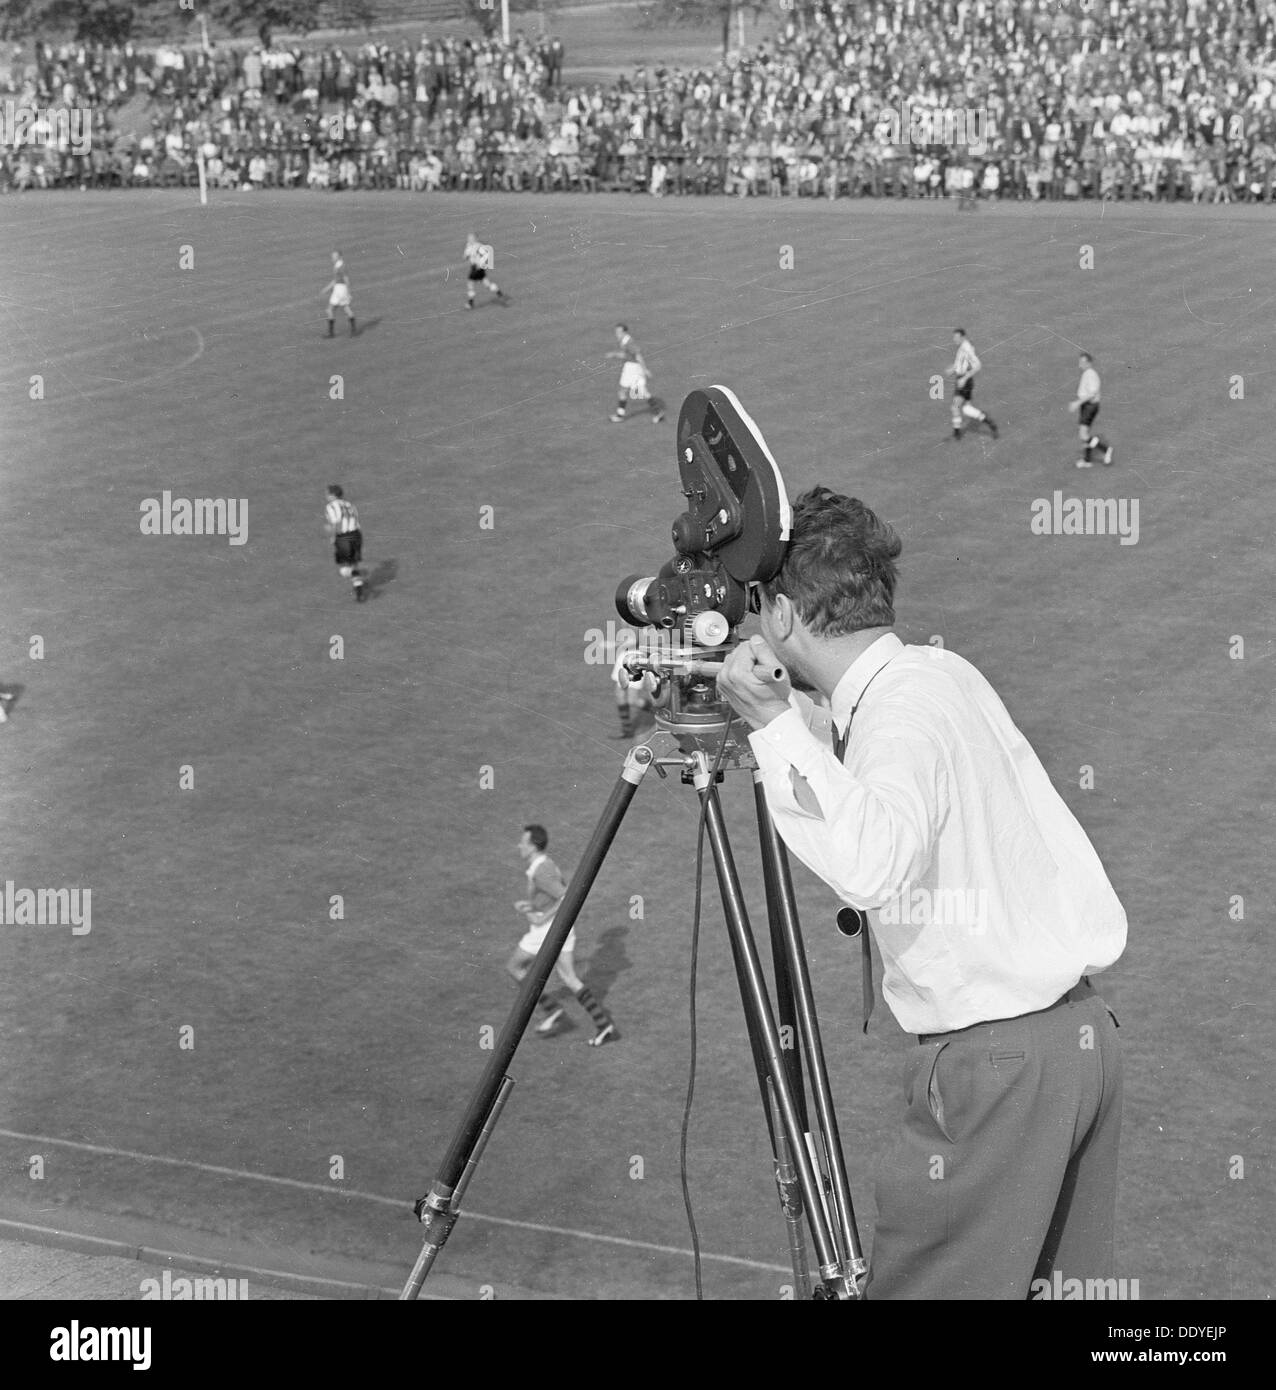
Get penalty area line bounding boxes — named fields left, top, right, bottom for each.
left=0, top=1128, right=788, bottom=1274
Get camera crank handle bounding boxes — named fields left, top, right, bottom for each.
left=682, top=658, right=785, bottom=685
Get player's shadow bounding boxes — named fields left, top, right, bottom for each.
left=584, top=923, right=632, bottom=1000
left=365, top=558, right=398, bottom=599
left=353, top=317, right=383, bottom=338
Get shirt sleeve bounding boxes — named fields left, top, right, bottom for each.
left=748, top=704, right=945, bottom=908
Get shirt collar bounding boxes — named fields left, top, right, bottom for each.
left=829, top=631, right=904, bottom=731
left=526, top=853, right=546, bottom=876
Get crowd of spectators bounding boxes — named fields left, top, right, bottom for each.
left=6, top=2, right=1276, bottom=203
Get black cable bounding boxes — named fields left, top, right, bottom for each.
left=678, top=718, right=735, bottom=1301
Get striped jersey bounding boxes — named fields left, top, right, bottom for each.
left=1077, top=367, right=1101, bottom=402
left=465, top=240, right=494, bottom=270
left=326, top=496, right=360, bottom=533
left=952, top=338, right=981, bottom=377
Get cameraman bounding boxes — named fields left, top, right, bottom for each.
left=717, top=486, right=1127, bottom=1299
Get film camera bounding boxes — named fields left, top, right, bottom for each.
left=614, top=388, right=792, bottom=746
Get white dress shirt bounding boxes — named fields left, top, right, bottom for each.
left=749, top=633, right=1127, bottom=1034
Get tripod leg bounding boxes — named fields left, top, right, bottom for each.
left=754, top=786, right=809, bottom=1128
left=694, top=768, right=844, bottom=1290
left=711, top=824, right=810, bottom=1294
left=768, top=1079, right=813, bottom=1301
left=402, top=1074, right=514, bottom=1296
left=400, top=743, right=658, bottom=1300
left=755, top=780, right=824, bottom=1234
left=753, top=777, right=866, bottom=1284
left=717, top=875, right=784, bottom=1154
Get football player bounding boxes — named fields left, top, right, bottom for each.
left=322, top=251, right=356, bottom=337
left=507, top=824, right=619, bottom=1045
left=1069, top=352, right=1114, bottom=468
left=946, top=328, right=998, bottom=440
left=324, top=484, right=367, bottom=601
left=464, top=233, right=505, bottom=308
left=606, top=324, right=665, bottom=423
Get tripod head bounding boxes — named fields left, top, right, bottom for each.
left=615, top=387, right=792, bottom=759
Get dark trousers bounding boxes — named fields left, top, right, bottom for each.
left=867, top=978, right=1122, bottom=1299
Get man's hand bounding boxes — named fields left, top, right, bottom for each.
left=718, top=635, right=793, bottom=730
left=513, top=899, right=532, bottom=914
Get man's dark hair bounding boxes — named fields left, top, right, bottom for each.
left=761, top=486, right=902, bottom=635
left=327, top=484, right=343, bottom=498
left=1080, top=351, right=1093, bottom=364
left=952, top=326, right=965, bottom=337
left=523, top=823, right=549, bottom=851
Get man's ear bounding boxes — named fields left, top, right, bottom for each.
left=771, top=592, right=798, bottom=641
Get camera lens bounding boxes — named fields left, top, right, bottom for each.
left=616, top=575, right=655, bottom=625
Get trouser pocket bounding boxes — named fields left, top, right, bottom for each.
left=923, top=1040, right=954, bottom=1143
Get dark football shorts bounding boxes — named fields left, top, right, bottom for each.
left=955, top=379, right=974, bottom=401
left=335, top=530, right=363, bottom=566
left=1079, top=401, right=1100, bottom=428
left=468, top=266, right=486, bottom=282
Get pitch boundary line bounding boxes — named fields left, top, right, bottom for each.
left=0, top=1219, right=419, bottom=1300
left=0, top=325, right=206, bottom=403
left=0, top=1128, right=790, bottom=1274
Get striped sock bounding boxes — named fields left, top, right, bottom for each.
left=575, top=986, right=612, bottom=1030
left=537, top=994, right=560, bottom=1018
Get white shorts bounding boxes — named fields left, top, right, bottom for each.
left=330, top=284, right=351, bottom=308
left=619, top=362, right=648, bottom=398
left=519, top=917, right=576, bottom=956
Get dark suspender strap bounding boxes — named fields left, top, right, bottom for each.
left=832, top=650, right=897, bottom=1034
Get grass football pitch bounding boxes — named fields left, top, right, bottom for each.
left=0, top=189, right=1271, bottom=1300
